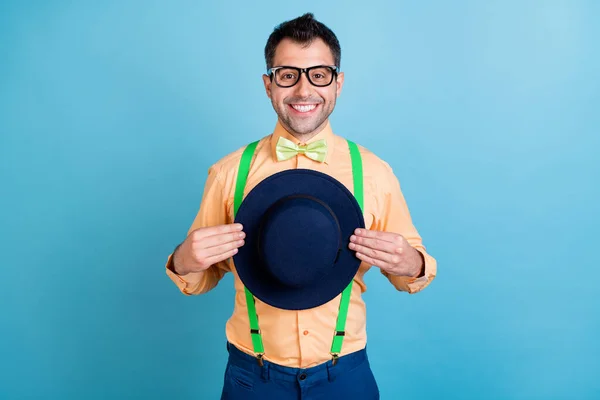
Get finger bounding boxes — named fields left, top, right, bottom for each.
left=349, top=235, right=399, bottom=255
left=200, top=230, right=246, bottom=249
left=201, top=247, right=240, bottom=267
left=354, top=251, right=393, bottom=271
left=349, top=242, right=399, bottom=265
left=196, top=239, right=245, bottom=259
left=353, top=228, right=401, bottom=244
left=192, top=223, right=244, bottom=240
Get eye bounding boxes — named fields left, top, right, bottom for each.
left=310, top=68, right=331, bottom=82
left=275, top=68, right=299, bottom=84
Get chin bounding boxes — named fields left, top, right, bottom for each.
left=288, top=117, right=325, bottom=134
left=291, top=124, right=320, bottom=136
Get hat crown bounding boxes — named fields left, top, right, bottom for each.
left=257, top=195, right=342, bottom=288
left=233, top=168, right=365, bottom=310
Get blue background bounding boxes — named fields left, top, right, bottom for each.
left=1, top=1, right=598, bottom=399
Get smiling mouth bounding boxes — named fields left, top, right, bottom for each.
left=289, top=104, right=318, bottom=113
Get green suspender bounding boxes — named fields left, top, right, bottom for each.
left=233, top=139, right=364, bottom=366
left=233, top=140, right=265, bottom=364
left=330, top=140, right=363, bottom=364
left=233, top=141, right=259, bottom=216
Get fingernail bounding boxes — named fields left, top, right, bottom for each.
left=349, top=243, right=355, bottom=249
left=355, top=229, right=362, bottom=235
left=350, top=235, right=356, bottom=242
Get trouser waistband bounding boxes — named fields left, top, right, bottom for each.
left=225, top=342, right=368, bottom=383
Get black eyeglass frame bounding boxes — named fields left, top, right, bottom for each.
left=267, top=65, right=339, bottom=88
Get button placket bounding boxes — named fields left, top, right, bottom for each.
left=297, top=152, right=310, bottom=169
left=297, top=311, right=306, bottom=366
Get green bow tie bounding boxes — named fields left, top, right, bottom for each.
left=275, top=136, right=328, bottom=163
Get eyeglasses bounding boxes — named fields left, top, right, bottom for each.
left=267, top=65, right=338, bottom=88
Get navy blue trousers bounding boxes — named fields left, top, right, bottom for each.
left=220, top=342, right=380, bottom=399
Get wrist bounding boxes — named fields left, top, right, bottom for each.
left=411, top=248, right=425, bottom=278
left=169, top=245, right=188, bottom=276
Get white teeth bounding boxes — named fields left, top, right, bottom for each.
left=291, top=104, right=317, bottom=113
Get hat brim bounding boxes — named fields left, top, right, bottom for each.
left=233, top=169, right=365, bottom=310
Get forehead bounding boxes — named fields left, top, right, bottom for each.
left=272, top=38, right=335, bottom=68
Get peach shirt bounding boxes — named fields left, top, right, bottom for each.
left=165, top=120, right=437, bottom=368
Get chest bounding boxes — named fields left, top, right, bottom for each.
left=224, top=153, right=377, bottom=230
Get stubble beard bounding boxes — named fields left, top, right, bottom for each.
left=274, top=97, right=336, bottom=140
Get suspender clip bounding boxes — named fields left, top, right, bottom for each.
left=331, top=353, right=339, bottom=366
left=256, top=353, right=264, bottom=367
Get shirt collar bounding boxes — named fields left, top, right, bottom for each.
left=270, top=119, right=335, bottom=164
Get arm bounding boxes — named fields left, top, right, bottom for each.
left=351, top=167, right=437, bottom=294
left=165, top=165, right=238, bottom=295
left=378, top=172, right=436, bottom=293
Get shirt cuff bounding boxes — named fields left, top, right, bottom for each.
left=165, top=254, right=205, bottom=295
left=382, top=249, right=436, bottom=294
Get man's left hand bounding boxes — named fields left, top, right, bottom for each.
left=349, top=229, right=424, bottom=277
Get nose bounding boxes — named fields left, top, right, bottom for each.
left=293, top=72, right=312, bottom=98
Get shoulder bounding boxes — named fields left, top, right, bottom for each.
left=336, top=135, right=398, bottom=187
left=206, top=134, right=271, bottom=181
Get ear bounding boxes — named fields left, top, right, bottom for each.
left=335, top=71, right=344, bottom=97
left=262, top=74, right=272, bottom=99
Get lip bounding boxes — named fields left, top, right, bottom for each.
left=287, top=104, right=320, bottom=116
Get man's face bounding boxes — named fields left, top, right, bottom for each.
left=263, top=38, right=344, bottom=139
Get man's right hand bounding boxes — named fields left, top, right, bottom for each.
left=172, top=223, right=245, bottom=275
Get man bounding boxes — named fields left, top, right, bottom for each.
left=165, top=13, right=437, bottom=399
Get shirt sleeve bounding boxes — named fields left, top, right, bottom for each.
left=374, top=165, right=437, bottom=294
left=165, top=165, right=232, bottom=295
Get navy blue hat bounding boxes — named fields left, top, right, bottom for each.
left=233, top=169, right=365, bottom=310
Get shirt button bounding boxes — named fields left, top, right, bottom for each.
left=303, top=330, right=309, bottom=336
left=299, top=373, right=307, bottom=381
